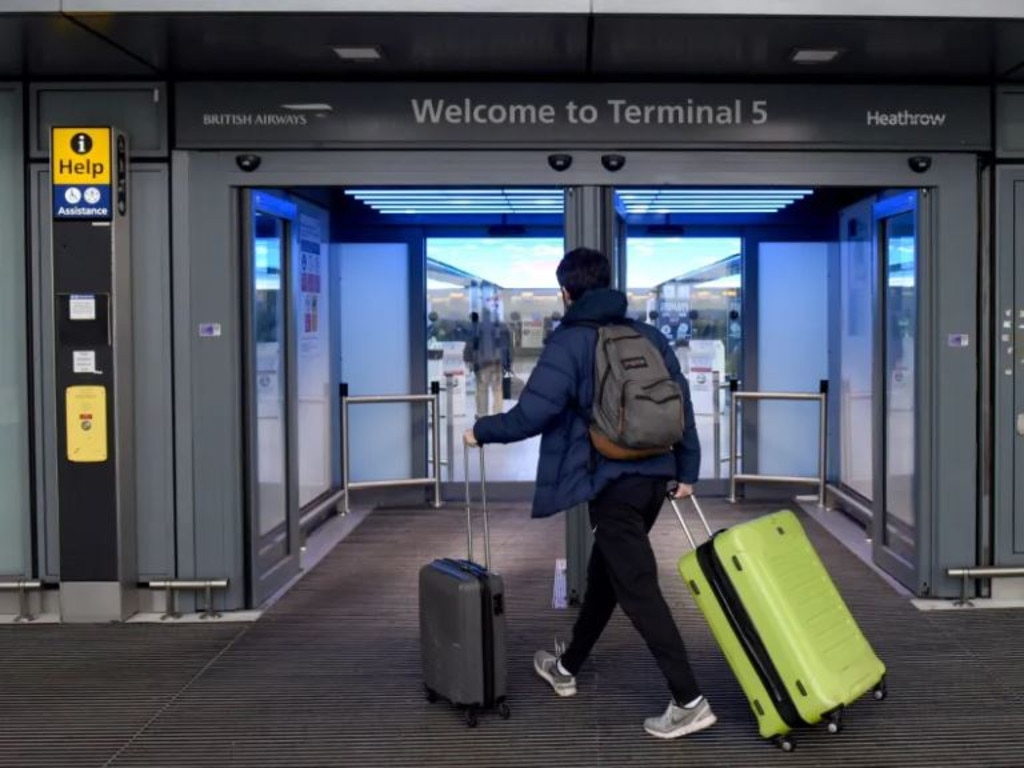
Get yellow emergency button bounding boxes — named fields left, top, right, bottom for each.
left=66, top=385, right=107, bottom=463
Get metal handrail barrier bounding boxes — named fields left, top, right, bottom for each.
left=426, top=377, right=457, bottom=482
left=141, top=579, right=230, bottom=620
left=712, top=371, right=721, bottom=480
left=946, top=566, right=1024, bottom=607
left=425, top=381, right=447, bottom=476
left=445, top=375, right=456, bottom=482
left=711, top=374, right=742, bottom=479
left=0, top=579, right=44, bottom=623
left=342, top=390, right=443, bottom=515
left=727, top=379, right=828, bottom=506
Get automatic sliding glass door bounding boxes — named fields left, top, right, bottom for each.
left=242, top=190, right=301, bottom=606
left=872, top=191, right=922, bottom=589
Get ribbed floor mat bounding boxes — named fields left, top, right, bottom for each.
left=0, top=623, right=245, bottom=767
left=2, top=500, right=1022, bottom=767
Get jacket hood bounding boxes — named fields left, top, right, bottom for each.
left=562, top=288, right=629, bottom=324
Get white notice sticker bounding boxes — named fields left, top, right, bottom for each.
left=72, top=350, right=97, bottom=374
left=69, top=295, right=96, bottom=321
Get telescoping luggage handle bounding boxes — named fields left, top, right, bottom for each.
left=667, top=485, right=713, bottom=551
left=463, top=443, right=491, bottom=570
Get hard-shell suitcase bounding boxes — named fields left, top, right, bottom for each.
left=419, top=444, right=510, bottom=727
left=670, top=494, right=887, bottom=752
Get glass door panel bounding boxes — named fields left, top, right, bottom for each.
left=837, top=198, right=876, bottom=504
left=882, top=210, right=917, bottom=563
left=872, top=191, right=920, bottom=589
left=621, top=232, right=743, bottom=485
left=419, top=188, right=565, bottom=484
left=243, top=190, right=301, bottom=605
left=254, top=212, right=288, bottom=537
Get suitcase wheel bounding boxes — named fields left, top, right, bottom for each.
left=464, top=707, right=478, bottom=728
left=825, top=710, right=844, bottom=735
left=498, top=701, right=511, bottom=720
left=424, top=685, right=439, bottom=704
left=872, top=676, right=888, bottom=701
left=773, top=736, right=796, bottom=752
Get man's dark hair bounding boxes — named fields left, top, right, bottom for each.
left=556, top=247, right=612, bottom=301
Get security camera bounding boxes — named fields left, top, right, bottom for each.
left=548, top=154, right=573, bottom=172
left=908, top=156, right=932, bottom=174
left=236, top=154, right=262, bottom=173
left=601, top=154, right=626, bottom=172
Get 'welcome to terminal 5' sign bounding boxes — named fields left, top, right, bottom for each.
left=175, top=83, right=991, bottom=151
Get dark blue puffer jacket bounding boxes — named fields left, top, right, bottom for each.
left=472, top=287, right=701, bottom=518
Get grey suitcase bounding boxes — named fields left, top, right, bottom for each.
left=419, top=444, right=509, bottom=727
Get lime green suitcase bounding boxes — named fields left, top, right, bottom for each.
left=671, top=497, right=887, bottom=752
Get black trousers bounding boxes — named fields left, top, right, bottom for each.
left=559, top=475, right=701, bottom=705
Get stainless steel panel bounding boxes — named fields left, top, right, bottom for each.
left=30, top=84, right=167, bottom=158
left=593, top=0, right=1024, bottom=17
left=64, top=0, right=586, bottom=11
left=130, top=166, right=175, bottom=581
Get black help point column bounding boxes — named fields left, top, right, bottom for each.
left=50, top=126, right=136, bottom=622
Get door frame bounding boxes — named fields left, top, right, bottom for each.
left=994, top=167, right=1024, bottom=570
left=240, top=189, right=303, bottom=606
left=172, top=149, right=978, bottom=604
left=871, top=190, right=928, bottom=590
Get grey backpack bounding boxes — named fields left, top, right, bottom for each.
left=583, top=322, right=686, bottom=460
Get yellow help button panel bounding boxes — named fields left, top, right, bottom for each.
left=66, top=385, right=108, bottom=463
left=52, top=127, right=111, bottom=185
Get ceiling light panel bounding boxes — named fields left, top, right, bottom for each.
left=333, top=46, right=384, bottom=61
left=343, top=188, right=814, bottom=216
left=790, top=48, right=843, bottom=64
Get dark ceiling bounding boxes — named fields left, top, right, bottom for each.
left=4, top=11, right=1024, bottom=82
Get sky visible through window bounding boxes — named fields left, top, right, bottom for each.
left=426, top=237, right=742, bottom=290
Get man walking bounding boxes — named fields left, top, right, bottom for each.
left=464, top=247, right=714, bottom=739
left=465, top=307, right=512, bottom=416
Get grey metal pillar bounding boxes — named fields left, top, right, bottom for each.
left=561, top=186, right=622, bottom=605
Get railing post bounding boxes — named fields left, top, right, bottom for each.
left=712, top=370, right=721, bottom=480
left=428, top=380, right=439, bottom=475
left=818, top=379, right=829, bottom=508
left=15, top=580, right=36, bottom=623
left=445, top=374, right=456, bottom=482
left=341, top=381, right=350, bottom=516
left=0, top=580, right=43, bottom=623
left=162, top=585, right=179, bottom=621
left=201, top=582, right=220, bottom=620
left=728, top=378, right=739, bottom=503
left=430, top=381, right=442, bottom=509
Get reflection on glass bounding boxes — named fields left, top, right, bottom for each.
left=253, top=213, right=288, bottom=535
left=426, top=237, right=563, bottom=482
left=883, top=212, right=916, bottom=562
left=294, top=214, right=332, bottom=508
left=425, top=235, right=745, bottom=483
left=626, top=237, right=744, bottom=479
left=839, top=215, right=875, bottom=500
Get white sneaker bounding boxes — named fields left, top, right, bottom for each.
left=643, top=697, right=717, bottom=739
left=533, top=650, right=577, bottom=697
